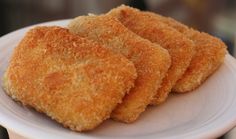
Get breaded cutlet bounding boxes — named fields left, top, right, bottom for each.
left=3, top=26, right=137, bottom=131
left=108, top=5, right=195, bottom=104
left=143, top=11, right=227, bottom=92
left=68, top=15, right=171, bottom=122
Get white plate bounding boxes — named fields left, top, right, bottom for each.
left=0, top=20, right=236, bottom=139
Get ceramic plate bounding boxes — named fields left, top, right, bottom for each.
left=0, top=20, right=236, bottom=139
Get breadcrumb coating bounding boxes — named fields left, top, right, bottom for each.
left=143, top=11, right=227, bottom=92
left=108, top=5, right=195, bottom=104
left=3, top=26, right=137, bottom=131
left=68, top=15, right=171, bottom=122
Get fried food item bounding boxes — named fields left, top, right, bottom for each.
left=142, top=11, right=227, bottom=92
left=3, top=26, right=137, bottom=131
left=108, top=5, right=195, bottom=104
left=68, top=15, right=171, bottom=122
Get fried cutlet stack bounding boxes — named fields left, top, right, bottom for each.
left=3, top=5, right=227, bottom=132
left=107, top=5, right=226, bottom=94
left=142, top=11, right=227, bottom=93
left=68, top=14, right=171, bottom=123
left=107, top=6, right=196, bottom=105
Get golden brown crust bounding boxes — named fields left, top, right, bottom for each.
left=3, top=26, right=137, bottom=131
left=68, top=15, right=171, bottom=122
left=143, top=11, right=227, bottom=93
left=108, top=5, right=195, bottom=104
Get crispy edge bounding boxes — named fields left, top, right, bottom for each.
left=3, top=26, right=137, bottom=131
left=68, top=15, right=171, bottom=122
left=108, top=5, right=195, bottom=104
left=172, top=30, right=227, bottom=92
left=143, top=11, right=227, bottom=92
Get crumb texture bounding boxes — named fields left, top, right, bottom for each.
left=3, top=26, right=137, bottom=131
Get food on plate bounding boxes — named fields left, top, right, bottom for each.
left=2, top=26, right=137, bottom=131
left=2, top=4, right=228, bottom=132
left=141, top=9, right=227, bottom=93
left=68, top=14, right=171, bottom=122
left=108, top=5, right=196, bottom=104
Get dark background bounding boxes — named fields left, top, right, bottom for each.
left=0, top=0, right=235, bottom=138
left=0, top=0, right=235, bottom=54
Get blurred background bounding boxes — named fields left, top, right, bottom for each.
left=0, top=0, right=235, bottom=138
